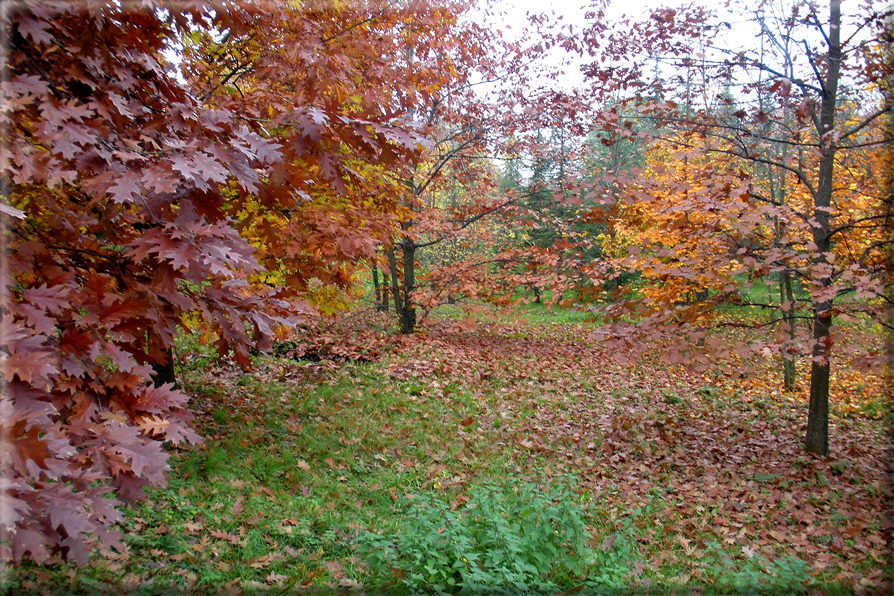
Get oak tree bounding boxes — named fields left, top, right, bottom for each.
left=0, top=0, right=432, bottom=563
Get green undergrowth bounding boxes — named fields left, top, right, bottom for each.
left=356, top=480, right=597, bottom=594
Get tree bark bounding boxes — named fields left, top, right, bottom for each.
left=780, top=269, right=796, bottom=392
left=372, top=265, right=388, bottom=312
left=151, top=347, right=177, bottom=388
left=387, top=246, right=402, bottom=319
left=805, top=311, right=832, bottom=455
left=400, top=240, right=417, bottom=334
left=804, top=0, right=841, bottom=457
left=372, top=265, right=381, bottom=308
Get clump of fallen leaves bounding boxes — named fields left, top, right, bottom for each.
left=274, top=310, right=394, bottom=363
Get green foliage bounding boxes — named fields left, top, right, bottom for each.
left=580, top=530, right=637, bottom=593
left=701, top=541, right=812, bottom=595
left=174, top=327, right=218, bottom=374
left=356, top=480, right=594, bottom=594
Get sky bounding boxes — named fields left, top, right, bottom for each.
left=501, top=0, right=685, bottom=23
left=476, top=0, right=889, bottom=95
left=476, top=0, right=697, bottom=92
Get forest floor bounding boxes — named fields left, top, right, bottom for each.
left=7, top=306, right=893, bottom=594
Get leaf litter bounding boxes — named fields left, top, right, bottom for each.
left=9, top=310, right=890, bottom=593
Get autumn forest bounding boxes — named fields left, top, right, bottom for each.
left=2, top=0, right=893, bottom=593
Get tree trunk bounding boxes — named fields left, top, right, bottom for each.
left=780, top=269, right=796, bottom=392
left=372, top=265, right=381, bottom=309
left=804, top=0, right=841, bottom=457
left=805, top=310, right=832, bottom=455
left=372, top=265, right=388, bottom=312
left=388, top=246, right=402, bottom=319
left=151, top=347, right=177, bottom=388
left=400, top=240, right=416, bottom=334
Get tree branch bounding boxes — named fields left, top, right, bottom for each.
left=412, top=192, right=533, bottom=250
left=839, top=104, right=892, bottom=140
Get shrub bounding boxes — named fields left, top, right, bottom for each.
left=356, top=480, right=594, bottom=594
left=702, top=541, right=812, bottom=594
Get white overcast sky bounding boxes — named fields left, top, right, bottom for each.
left=478, top=0, right=703, bottom=92
left=477, top=0, right=889, bottom=93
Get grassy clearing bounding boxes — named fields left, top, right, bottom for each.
left=5, top=307, right=892, bottom=594
left=425, top=298, right=596, bottom=327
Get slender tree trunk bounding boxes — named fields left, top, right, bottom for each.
left=387, top=246, right=402, bottom=318
left=805, top=0, right=841, bottom=457
left=372, top=265, right=383, bottom=310
left=780, top=269, right=796, bottom=392
left=400, top=240, right=417, bottom=334
left=372, top=265, right=389, bottom=312
left=783, top=353, right=796, bottom=393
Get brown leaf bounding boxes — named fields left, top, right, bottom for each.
left=599, top=533, right=616, bottom=552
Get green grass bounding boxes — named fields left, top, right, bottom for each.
left=430, top=299, right=596, bottom=327
left=511, top=301, right=597, bottom=326
left=17, top=357, right=520, bottom=593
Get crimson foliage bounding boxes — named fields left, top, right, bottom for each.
left=0, top=0, right=411, bottom=563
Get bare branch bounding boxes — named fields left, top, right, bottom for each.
left=839, top=105, right=893, bottom=139
left=412, top=191, right=532, bottom=250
